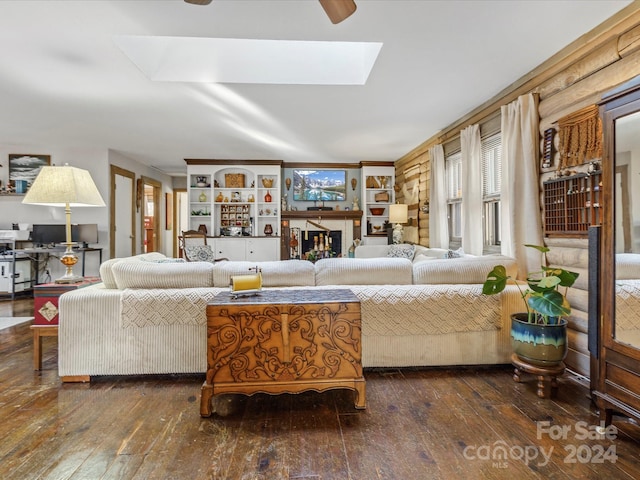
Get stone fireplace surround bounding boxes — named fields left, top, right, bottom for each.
left=280, top=211, right=362, bottom=260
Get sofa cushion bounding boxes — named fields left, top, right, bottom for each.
left=99, top=252, right=167, bottom=289
left=413, top=255, right=517, bottom=285
left=213, top=260, right=316, bottom=288
left=413, top=254, right=437, bottom=264
left=414, top=246, right=449, bottom=259
left=617, top=253, right=640, bottom=280
left=356, top=244, right=448, bottom=262
left=354, top=244, right=390, bottom=258
left=112, top=261, right=215, bottom=289
left=315, top=257, right=413, bottom=285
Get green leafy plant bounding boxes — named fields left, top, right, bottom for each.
left=482, top=244, right=579, bottom=325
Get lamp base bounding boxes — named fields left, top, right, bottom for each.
left=55, top=244, right=82, bottom=284
left=55, top=274, right=84, bottom=284
left=392, top=224, right=404, bottom=244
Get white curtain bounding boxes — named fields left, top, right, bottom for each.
left=500, top=93, right=543, bottom=278
left=428, top=144, right=449, bottom=248
left=461, top=124, right=483, bottom=255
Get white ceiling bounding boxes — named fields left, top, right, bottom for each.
left=0, top=0, right=632, bottom=176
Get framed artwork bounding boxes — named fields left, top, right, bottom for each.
left=8, top=154, right=50, bottom=194
left=165, top=192, right=173, bottom=230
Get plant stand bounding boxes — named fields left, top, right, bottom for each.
left=511, top=353, right=566, bottom=398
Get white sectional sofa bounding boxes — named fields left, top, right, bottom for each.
left=58, top=245, right=522, bottom=380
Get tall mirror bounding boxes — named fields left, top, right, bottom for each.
left=594, top=77, right=640, bottom=427
left=612, top=111, right=640, bottom=348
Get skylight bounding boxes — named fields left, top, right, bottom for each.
left=115, top=35, right=383, bottom=85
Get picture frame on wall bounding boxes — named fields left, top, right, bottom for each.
left=8, top=154, right=51, bottom=194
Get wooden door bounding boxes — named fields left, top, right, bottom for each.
left=110, top=165, right=136, bottom=258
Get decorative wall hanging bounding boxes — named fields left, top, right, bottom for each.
left=8, top=154, right=50, bottom=194
left=557, top=104, right=602, bottom=170
left=542, top=128, right=555, bottom=169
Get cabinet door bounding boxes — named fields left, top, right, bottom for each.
left=215, top=238, right=246, bottom=261
left=247, top=237, right=280, bottom=261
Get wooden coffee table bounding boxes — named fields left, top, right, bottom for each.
left=200, top=289, right=365, bottom=416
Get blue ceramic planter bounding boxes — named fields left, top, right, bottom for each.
left=511, top=313, right=568, bottom=367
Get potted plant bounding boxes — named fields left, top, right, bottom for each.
left=482, top=244, right=579, bottom=367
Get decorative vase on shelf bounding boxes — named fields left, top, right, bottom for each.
left=264, top=190, right=272, bottom=202
left=264, top=224, right=273, bottom=236
left=196, top=176, right=207, bottom=187
left=215, top=192, right=224, bottom=202
left=199, top=192, right=207, bottom=202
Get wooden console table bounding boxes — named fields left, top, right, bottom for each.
left=200, top=289, right=365, bottom=416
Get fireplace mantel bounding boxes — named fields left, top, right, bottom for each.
left=280, top=210, right=363, bottom=259
left=281, top=210, right=362, bottom=221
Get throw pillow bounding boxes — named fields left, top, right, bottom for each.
left=387, top=244, right=415, bottom=260
left=444, top=248, right=465, bottom=259
left=184, top=245, right=216, bottom=262
left=154, top=258, right=186, bottom=263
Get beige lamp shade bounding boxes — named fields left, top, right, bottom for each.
left=22, top=164, right=105, bottom=283
left=389, top=203, right=408, bottom=224
left=22, top=165, right=105, bottom=207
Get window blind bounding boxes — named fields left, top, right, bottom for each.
left=446, top=152, right=462, bottom=201
left=482, top=133, right=501, bottom=198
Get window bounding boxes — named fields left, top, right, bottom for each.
left=481, top=133, right=502, bottom=251
left=445, top=133, right=502, bottom=251
left=446, top=151, right=462, bottom=246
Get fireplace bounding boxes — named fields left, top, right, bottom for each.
left=281, top=211, right=362, bottom=260
left=303, top=231, right=342, bottom=257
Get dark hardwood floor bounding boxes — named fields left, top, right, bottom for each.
left=1, top=296, right=640, bottom=479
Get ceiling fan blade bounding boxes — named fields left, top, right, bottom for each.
left=184, top=0, right=213, bottom=5
left=319, top=0, right=357, bottom=24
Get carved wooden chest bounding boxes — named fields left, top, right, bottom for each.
left=200, top=289, right=365, bottom=416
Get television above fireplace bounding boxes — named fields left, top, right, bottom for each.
left=292, top=170, right=346, bottom=202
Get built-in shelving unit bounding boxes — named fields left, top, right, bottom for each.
left=361, top=163, right=395, bottom=245
left=185, top=160, right=282, bottom=261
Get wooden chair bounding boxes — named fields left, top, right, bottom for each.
left=179, top=230, right=207, bottom=259
left=180, top=231, right=228, bottom=263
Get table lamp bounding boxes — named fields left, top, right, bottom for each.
left=389, top=203, right=408, bottom=244
left=22, top=164, right=105, bottom=283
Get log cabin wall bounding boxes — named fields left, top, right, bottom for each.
left=394, top=3, right=640, bottom=378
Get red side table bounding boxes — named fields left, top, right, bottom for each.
left=32, top=277, right=101, bottom=370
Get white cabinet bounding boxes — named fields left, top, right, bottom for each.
left=246, top=237, right=279, bottom=262
left=361, top=165, right=395, bottom=245
left=0, top=245, right=33, bottom=297
left=214, top=238, right=245, bottom=262
left=186, top=161, right=282, bottom=260
left=214, top=237, right=279, bottom=262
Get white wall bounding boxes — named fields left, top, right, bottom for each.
left=0, top=146, right=109, bottom=278
left=0, top=145, right=177, bottom=280
left=108, top=150, right=174, bottom=257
